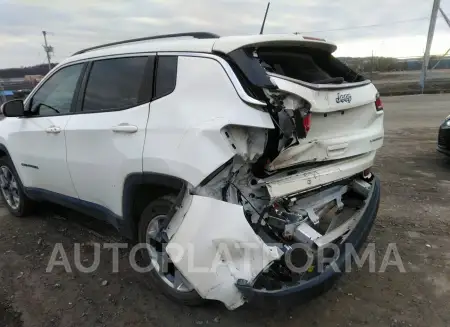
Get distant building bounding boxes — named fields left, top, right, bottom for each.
left=0, top=77, right=35, bottom=93
left=402, top=57, right=450, bottom=70
left=24, top=74, right=43, bottom=84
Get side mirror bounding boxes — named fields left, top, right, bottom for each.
left=1, top=100, right=25, bottom=117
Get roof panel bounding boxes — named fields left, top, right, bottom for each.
left=59, top=34, right=337, bottom=67
left=61, top=38, right=216, bottom=65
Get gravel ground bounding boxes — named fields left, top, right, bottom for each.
left=1, top=94, right=450, bottom=327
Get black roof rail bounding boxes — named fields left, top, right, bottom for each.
left=72, top=32, right=220, bottom=56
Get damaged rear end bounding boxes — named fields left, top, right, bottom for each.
left=164, top=35, right=383, bottom=309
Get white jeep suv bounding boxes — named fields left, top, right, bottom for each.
left=0, top=32, right=383, bottom=310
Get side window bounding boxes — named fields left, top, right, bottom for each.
left=30, top=64, right=84, bottom=116
left=82, top=56, right=151, bottom=112
left=153, top=56, right=178, bottom=100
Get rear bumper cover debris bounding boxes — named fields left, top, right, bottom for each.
left=235, top=176, right=380, bottom=299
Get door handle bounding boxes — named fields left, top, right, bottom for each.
left=45, top=126, right=61, bottom=134
left=112, top=124, right=138, bottom=133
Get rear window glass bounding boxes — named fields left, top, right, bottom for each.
left=261, top=52, right=331, bottom=83
left=83, top=56, right=149, bottom=111
left=258, top=47, right=365, bottom=84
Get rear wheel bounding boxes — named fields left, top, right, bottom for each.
left=0, top=157, right=34, bottom=216
left=138, top=196, right=205, bottom=306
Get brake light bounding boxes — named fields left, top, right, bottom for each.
left=375, top=93, right=383, bottom=111
left=303, top=36, right=326, bottom=42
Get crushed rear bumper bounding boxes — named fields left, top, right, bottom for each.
left=235, top=176, right=380, bottom=300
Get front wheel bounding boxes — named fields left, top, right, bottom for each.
left=138, top=196, right=205, bottom=306
left=0, top=157, right=34, bottom=217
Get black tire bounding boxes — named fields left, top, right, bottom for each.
left=138, top=195, right=205, bottom=306
left=0, top=156, right=34, bottom=217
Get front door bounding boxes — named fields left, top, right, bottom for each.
left=8, top=63, right=85, bottom=198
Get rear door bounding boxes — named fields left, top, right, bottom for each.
left=64, top=55, right=154, bottom=218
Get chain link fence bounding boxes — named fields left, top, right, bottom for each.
left=343, top=56, right=450, bottom=96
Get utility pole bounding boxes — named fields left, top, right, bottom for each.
left=260, top=2, right=270, bottom=35
left=371, top=50, right=374, bottom=80
left=432, top=8, right=450, bottom=69
left=419, top=0, right=440, bottom=93
left=42, top=31, right=54, bottom=72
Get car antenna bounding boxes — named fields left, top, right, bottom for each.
left=259, top=2, right=270, bottom=34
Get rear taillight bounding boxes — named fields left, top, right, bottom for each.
left=303, top=113, right=311, bottom=133
left=375, top=93, right=383, bottom=111
left=293, top=105, right=311, bottom=139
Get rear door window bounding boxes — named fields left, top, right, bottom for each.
left=153, top=56, right=178, bottom=100
left=82, top=56, right=153, bottom=112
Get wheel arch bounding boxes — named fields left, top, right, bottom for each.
left=0, top=143, right=10, bottom=159
left=0, top=142, right=36, bottom=209
left=119, top=172, right=188, bottom=240
left=0, top=144, right=23, bottom=185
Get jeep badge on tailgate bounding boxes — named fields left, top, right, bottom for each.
left=336, top=93, right=352, bottom=103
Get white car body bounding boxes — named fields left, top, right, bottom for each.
left=0, top=33, right=383, bottom=309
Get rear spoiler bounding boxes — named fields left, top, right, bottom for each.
left=212, top=34, right=337, bottom=54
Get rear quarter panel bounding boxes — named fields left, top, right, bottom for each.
left=143, top=55, right=274, bottom=186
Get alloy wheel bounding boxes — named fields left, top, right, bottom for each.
left=145, top=214, right=194, bottom=292
left=0, top=166, right=20, bottom=210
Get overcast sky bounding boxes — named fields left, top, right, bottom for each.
left=1, top=0, right=450, bottom=68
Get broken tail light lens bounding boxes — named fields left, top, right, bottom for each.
left=293, top=108, right=311, bottom=139
left=375, top=93, right=383, bottom=111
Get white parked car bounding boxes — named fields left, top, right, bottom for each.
left=0, top=32, right=383, bottom=309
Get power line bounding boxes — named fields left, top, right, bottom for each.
left=299, top=17, right=433, bottom=34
